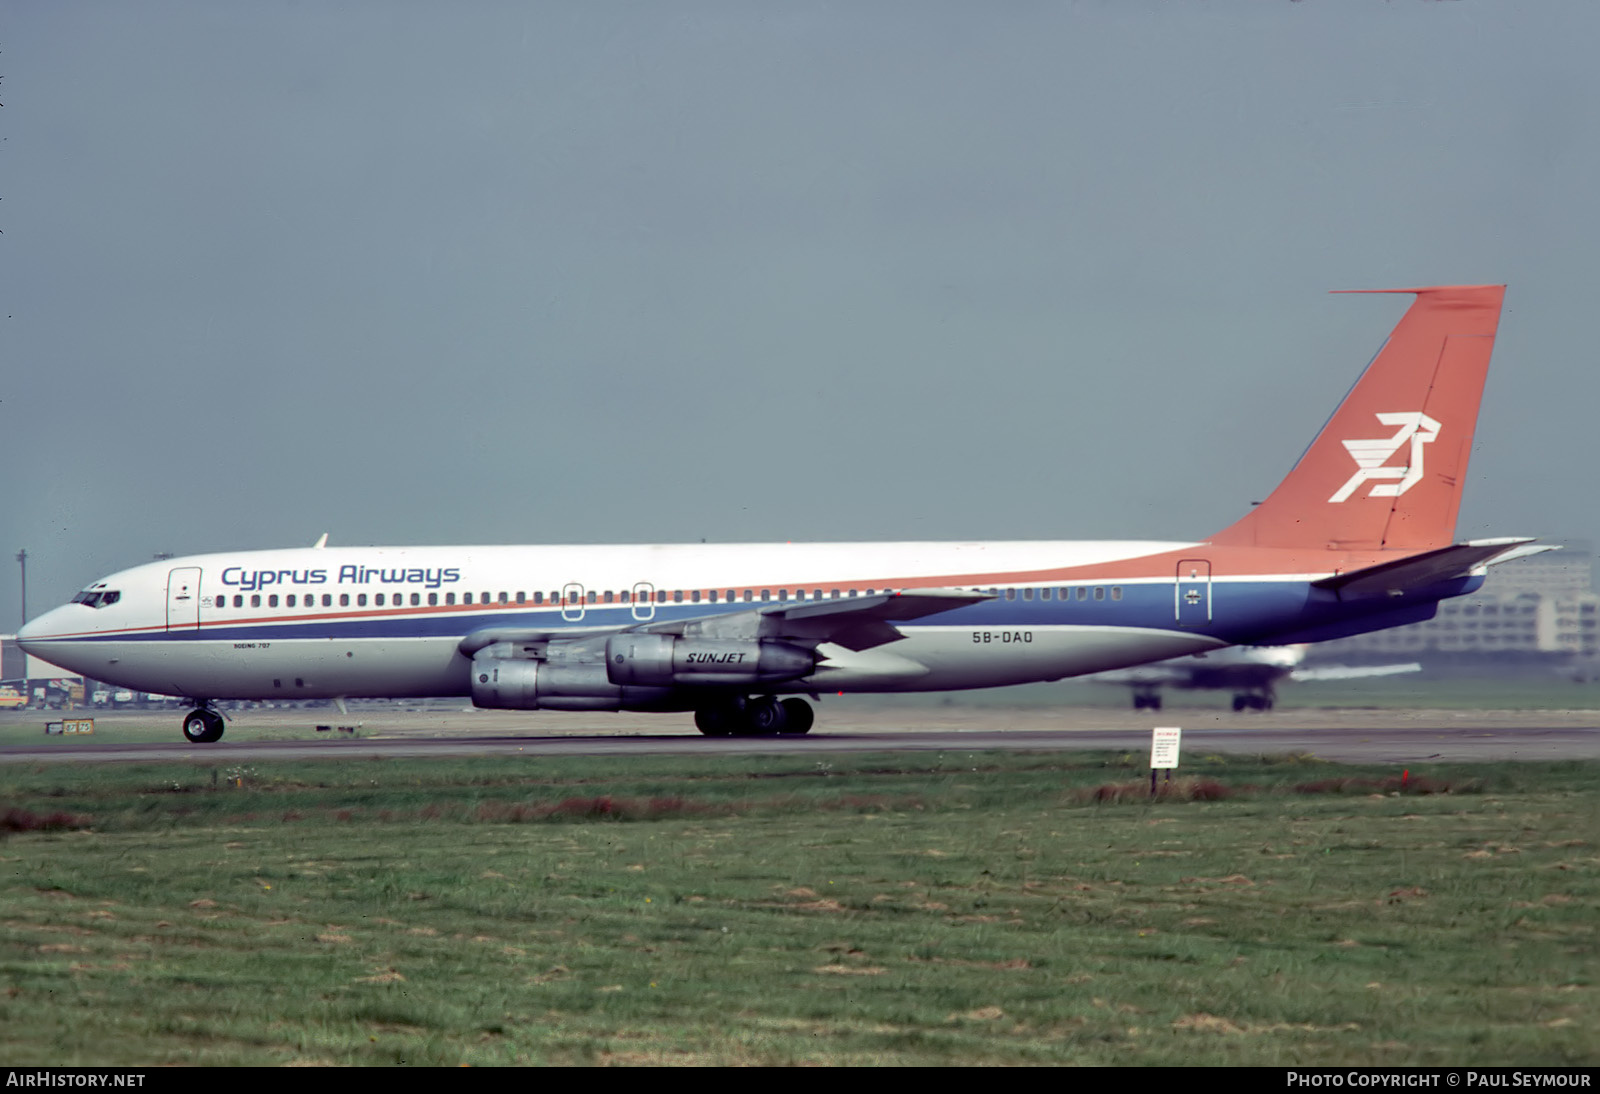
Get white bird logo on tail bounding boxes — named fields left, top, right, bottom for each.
left=1328, top=411, right=1441, bottom=503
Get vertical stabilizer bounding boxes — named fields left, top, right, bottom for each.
left=1209, top=285, right=1505, bottom=553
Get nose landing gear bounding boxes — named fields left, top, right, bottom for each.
left=181, top=706, right=225, bottom=744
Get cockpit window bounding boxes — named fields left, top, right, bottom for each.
left=72, top=589, right=120, bottom=609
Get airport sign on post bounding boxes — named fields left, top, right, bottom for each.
left=1151, top=726, right=1181, bottom=795
left=1151, top=727, right=1182, bottom=768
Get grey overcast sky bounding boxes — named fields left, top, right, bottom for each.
left=3, top=1, right=1597, bottom=626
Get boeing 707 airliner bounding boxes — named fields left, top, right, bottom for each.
left=19, top=285, right=1536, bottom=742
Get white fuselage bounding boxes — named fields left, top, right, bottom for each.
left=20, top=539, right=1243, bottom=702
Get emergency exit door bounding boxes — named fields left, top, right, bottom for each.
left=1175, top=559, right=1212, bottom=626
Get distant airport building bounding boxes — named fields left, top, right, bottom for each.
left=1313, top=540, right=1600, bottom=661
left=1, top=634, right=25, bottom=682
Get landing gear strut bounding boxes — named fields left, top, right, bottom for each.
left=694, top=696, right=814, bottom=737
left=181, top=706, right=225, bottom=744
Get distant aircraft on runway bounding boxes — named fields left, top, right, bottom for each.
left=1092, top=644, right=1422, bottom=712
left=19, top=285, right=1544, bottom=743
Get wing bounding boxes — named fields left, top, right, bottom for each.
left=456, top=588, right=992, bottom=657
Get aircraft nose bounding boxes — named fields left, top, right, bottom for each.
left=17, top=608, right=63, bottom=654
left=15, top=605, right=97, bottom=678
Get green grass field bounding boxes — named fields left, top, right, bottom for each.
left=2, top=750, right=1596, bottom=1065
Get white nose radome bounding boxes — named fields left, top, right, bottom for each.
left=16, top=606, right=84, bottom=667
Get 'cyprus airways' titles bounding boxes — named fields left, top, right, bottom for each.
left=220, top=566, right=463, bottom=592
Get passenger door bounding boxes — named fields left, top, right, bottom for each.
left=166, top=567, right=202, bottom=632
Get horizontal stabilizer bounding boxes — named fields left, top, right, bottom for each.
left=1476, top=542, right=1561, bottom=567
left=1291, top=662, right=1421, bottom=682
left=1313, top=537, right=1540, bottom=599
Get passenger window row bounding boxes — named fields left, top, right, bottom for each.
left=992, top=586, right=1122, bottom=601
left=208, top=584, right=1123, bottom=612
left=212, top=586, right=895, bottom=611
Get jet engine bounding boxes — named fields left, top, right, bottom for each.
left=604, top=634, right=814, bottom=687
left=468, top=634, right=815, bottom=711
left=470, top=655, right=683, bottom=711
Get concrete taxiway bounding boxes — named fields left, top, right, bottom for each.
left=1, top=706, right=1595, bottom=765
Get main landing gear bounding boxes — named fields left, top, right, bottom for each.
left=694, top=696, right=814, bottom=737
left=181, top=705, right=225, bottom=744
left=1231, top=692, right=1274, bottom=712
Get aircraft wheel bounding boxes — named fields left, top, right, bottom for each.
left=744, top=697, right=788, bottom=735
left=181, top=708, right=224, bottom=744
left=777, top=698, right=814, bottom=735
left=694, top=703, right=739, bottom=737
left=1149, top=695, right=1162, bottom=711
left=1231, top=695, right=1247, bottom=713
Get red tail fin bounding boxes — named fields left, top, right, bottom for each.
left=1209, top=285, right=1506, bottom=553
